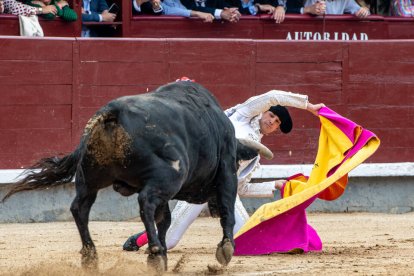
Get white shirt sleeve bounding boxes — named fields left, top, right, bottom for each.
left=132, top=0, right=141, bottom=12
left=238, top=180, right=276, bottom=198
left=214, top=9, right=222, bottom=19
left=237, top=158, right=275, bottom=198
left=345, top=0, right=363, bottom=14
left=231, top=90, right=309, bottom=121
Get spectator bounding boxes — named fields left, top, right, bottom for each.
left=0, top=0, right=57, bottom=15
left=288, top=0, right=370, bottom=18
left=228, top=0, right=286, bottom=23
left=180, top=0, right=241, bottom=22
left=26, top=0, right=77, bottom=21
left=286, top=0, right=325, bottom=15
left=132, top=0, right=215, bottom=22
left=132, top=0, right=163, bottom=14
left=82, top=0, right=116, bottom=36
left=390, top=0, right=414, bottom=16
left=377, top=0, right=390, bottom=15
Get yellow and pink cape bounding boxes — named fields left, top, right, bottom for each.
left=234, top=107, right=380, bottom=255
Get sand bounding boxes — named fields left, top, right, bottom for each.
left=1, top=212, right=414, bottom=275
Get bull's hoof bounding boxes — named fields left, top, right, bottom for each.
left=80, top=247, right=98, bottom=270
left=215, top=238, right=234, bottom=266
left=147, top=254, right=167, bottom=274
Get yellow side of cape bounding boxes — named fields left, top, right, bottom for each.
left=235, top=116, right=380, bottom=238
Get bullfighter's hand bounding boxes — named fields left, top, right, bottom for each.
left=307, top=103, right=325, bottom=116
left=274, top=179, right=286, bottom=190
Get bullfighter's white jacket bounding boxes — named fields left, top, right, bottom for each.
left=225, top=90, right=308, bottom=198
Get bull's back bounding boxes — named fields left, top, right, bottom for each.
left=153, top=82, right=237, bottom=196
left=83, top=82, right=236, bottom=198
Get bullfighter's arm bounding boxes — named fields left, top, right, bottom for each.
left=238, top=179, right=276, bottom=198
left=224, top=90, right=308, bottom=120
left=237, top=164, right=277, bottom=197
left=236, top=158, right=276, bottom=198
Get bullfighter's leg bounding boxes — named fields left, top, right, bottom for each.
left=123, top=201, right=205, bottom=251
left=234, top=195, right=250, bottom=234
left=215, top=157, right=238, bottom=266
left=70, top=180, right=98, bottom=269
left=138, top=186, right=171, bottom=272
left=166, top=201, right=205, bottom=249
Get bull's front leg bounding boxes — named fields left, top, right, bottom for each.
left=214, top=158, right=238, bottom=266
left=138, top=189, right=168, bottom=273
left=155, top=203, right=171, bottom=253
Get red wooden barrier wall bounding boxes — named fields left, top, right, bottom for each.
left=0, top=37, right=413, bottom=169
left=2, top=12, right=414, bottom=39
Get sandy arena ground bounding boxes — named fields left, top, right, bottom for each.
left=1, top=213, right=414, bottom=275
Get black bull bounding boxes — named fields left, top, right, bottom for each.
left=2, top=81, right=272, bottom=271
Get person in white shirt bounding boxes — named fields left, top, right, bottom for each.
left=132, top=0, right=215, bottom=22
left=123, top=89, right=324, bottom=251
left=302, top=0, right=370, bottom=18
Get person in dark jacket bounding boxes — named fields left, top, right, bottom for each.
left=180, top=0, right=241, bottom=22
left=82, top=0, right=116, bottom=36
left=228, top=0, right=286, bottom=23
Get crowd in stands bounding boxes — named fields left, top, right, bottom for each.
left=1, top=0, right=414, bottom=36
left=78, top=0, right=414, bottom=36
left=127, top=0, right=414, bottom=22
left=0, top=0, right=76, bottom=19
left=128, top=0, right=371, bottom=23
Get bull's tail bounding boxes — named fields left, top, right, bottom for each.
left=1, top=149, right=81, bottom=202
left=2, top=103, right=129, bottom=203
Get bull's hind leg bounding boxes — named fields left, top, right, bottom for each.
left=215, top=157, right=237, bottom=266
left=70, top=178, right=98, bottom=270
left=138, top=187, right=171, bottom=273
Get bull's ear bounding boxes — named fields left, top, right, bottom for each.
left=237, top=138, right=274, bottom=162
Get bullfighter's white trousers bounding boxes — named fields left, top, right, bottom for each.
left=165, top=195, right=250, bottom=250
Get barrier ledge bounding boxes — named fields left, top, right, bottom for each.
left=251, top=162, right=414, bottom=179
left=0, top=162, right=412, bottom=184
left=131, top=14, right=386, bottom=21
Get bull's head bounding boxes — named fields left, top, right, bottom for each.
left=236, top=138, right=273, bottom=164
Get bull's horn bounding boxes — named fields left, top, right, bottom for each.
left=238, top=138, right=274, bottom=160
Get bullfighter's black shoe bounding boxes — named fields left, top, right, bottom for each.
left=123, top=231, right=145, bottom=251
